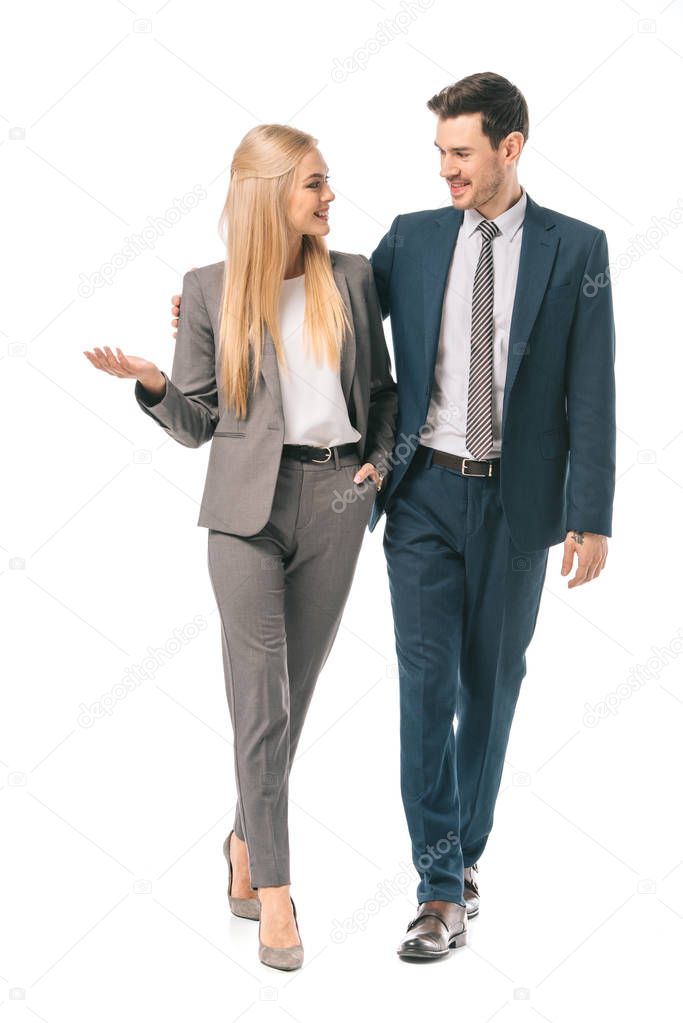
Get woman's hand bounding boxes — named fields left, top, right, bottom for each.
left=83, top=346, right=165, bottom=397
left=353, top=463, right=384, bottom=491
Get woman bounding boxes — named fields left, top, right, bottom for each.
left=83, top=124, right=397, bottom=971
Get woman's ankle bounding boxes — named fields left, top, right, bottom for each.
left=257, top=884, right=292, bottom=905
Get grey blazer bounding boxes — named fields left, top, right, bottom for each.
left=135, top=251, right=398, bottom=536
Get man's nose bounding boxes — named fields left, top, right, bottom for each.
left=441, top=160, right=461, bottom=178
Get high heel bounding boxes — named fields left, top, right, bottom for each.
left=223, top=829, right=260, bottom=920
left=258, top=896, right=304, bottom=971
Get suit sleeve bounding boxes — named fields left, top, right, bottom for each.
left=134, top=269, right=218, bottom=448
left=361, top=256, right=398, bottom=476
left=369, top=215, right=401, bottom=319
left=566, top=229, right=616, bottom=536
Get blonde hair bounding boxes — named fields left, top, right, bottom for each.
left=217, top=124, right=351, bottom=418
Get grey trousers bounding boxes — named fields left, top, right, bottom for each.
left=206, top=448, right=375, bottom=887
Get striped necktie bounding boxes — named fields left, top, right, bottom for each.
left=465, top=218, right=500, bottom=460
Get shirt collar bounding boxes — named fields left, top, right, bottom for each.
left=464, top=185, right=527, bottom=242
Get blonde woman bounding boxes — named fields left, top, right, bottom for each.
left=83, top=124, right=397, bottom=971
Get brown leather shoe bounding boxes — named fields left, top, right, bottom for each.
left=464, top=862, right=480, bottom=918
left=397, top=900, right=468, bottom=959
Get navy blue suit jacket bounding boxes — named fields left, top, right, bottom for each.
left=367, top=192, right=616, bottom=552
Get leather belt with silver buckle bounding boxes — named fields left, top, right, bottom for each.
left=420, top=444, right=500, bottom=478
left=282, top=443, right=359, bottom=464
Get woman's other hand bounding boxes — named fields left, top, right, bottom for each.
left=353, top=463, right=384, bottom=491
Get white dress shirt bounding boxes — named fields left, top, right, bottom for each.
left=422, top=186, right=527, bottom=459
left=277, top=274, right=361, bottom=447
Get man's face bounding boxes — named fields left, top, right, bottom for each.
left=435, top=112, right=514, bottom=211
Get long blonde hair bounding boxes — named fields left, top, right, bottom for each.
left=217, top=124, right=351, bottom=418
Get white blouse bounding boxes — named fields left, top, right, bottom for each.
left=277, top=274, right=361, bottom=447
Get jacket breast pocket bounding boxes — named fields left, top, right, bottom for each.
left=544, top=280, right=573, bottom=303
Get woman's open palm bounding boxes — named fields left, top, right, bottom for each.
left=83, top=345, right=159, bottom=384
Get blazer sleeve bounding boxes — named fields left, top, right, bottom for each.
left=369, top=215, right=401, bottom=319
left=361, top=256, right=398, bottom=476
left=565, top=229, right=616, bottom=536
left=134, top=269, right=218, bottom=448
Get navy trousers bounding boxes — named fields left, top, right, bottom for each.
left=383, top=444, right=549, bottom=906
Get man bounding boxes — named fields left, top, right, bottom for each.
left=170, top=71, right=616, bottom=961
left=368, top=71, right=615, bottom=960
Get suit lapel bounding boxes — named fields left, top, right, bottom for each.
left=259, top=253, right=356, bottom=408
left=420, top=194, right=558, bottom=434
left=331, top=259, right=356, bottom=404
left=259, top=330, right=282, bottom=409
left=422, top=206, right=463, bottom=395
left=502, top=193, right=558, bottom=430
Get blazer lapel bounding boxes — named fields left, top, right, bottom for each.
left=420, top=195, right=559, bottom=435
left=259, top=329, right=282, bottom=409
left=502, top=193, right=558, bottom=431
left=331, top=257, right=356, bottom=404
left=422, top=206, right=464, bottom=396
left=258, top=255, right=356, bottom=408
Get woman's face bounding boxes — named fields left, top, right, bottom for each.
left=287, top=147, right=335, bottom=237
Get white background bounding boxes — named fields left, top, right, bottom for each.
left=2, top=0, right=683, bottom=1018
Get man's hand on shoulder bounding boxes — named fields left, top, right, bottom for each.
left=171, top=266, right=196, bottom=339
left=561, top=531, right=608, bottom=588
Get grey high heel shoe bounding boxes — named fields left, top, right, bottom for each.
left=258, top=896, right=304, bottom=971
left=223, top=830, right=260, bottom=920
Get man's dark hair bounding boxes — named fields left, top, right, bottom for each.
left=426, top=72, right=529, bottom=150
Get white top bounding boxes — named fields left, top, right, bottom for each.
left=277, top=274, right=361, bottom=447
left=421, top=186, right=527, bottom=458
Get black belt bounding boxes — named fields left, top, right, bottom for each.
left=282, top=442, right=359, bottom=464
left=417, top=443, right=500, bottom=478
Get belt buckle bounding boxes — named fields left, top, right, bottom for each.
left=311, top=446, right=332, bottom=463
left=461, top=456, right=492, bottom=478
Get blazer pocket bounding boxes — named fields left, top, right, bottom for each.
left=539, top=427, right=568, bottom=459
left=213, top=430, right=246, bottom=438
left=544, top=280, right=573, bottom=301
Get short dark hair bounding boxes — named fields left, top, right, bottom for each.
left=426, top=72, right=529, bottom=149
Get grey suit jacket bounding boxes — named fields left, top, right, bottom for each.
left=135, top=251, right=398, bottom=536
